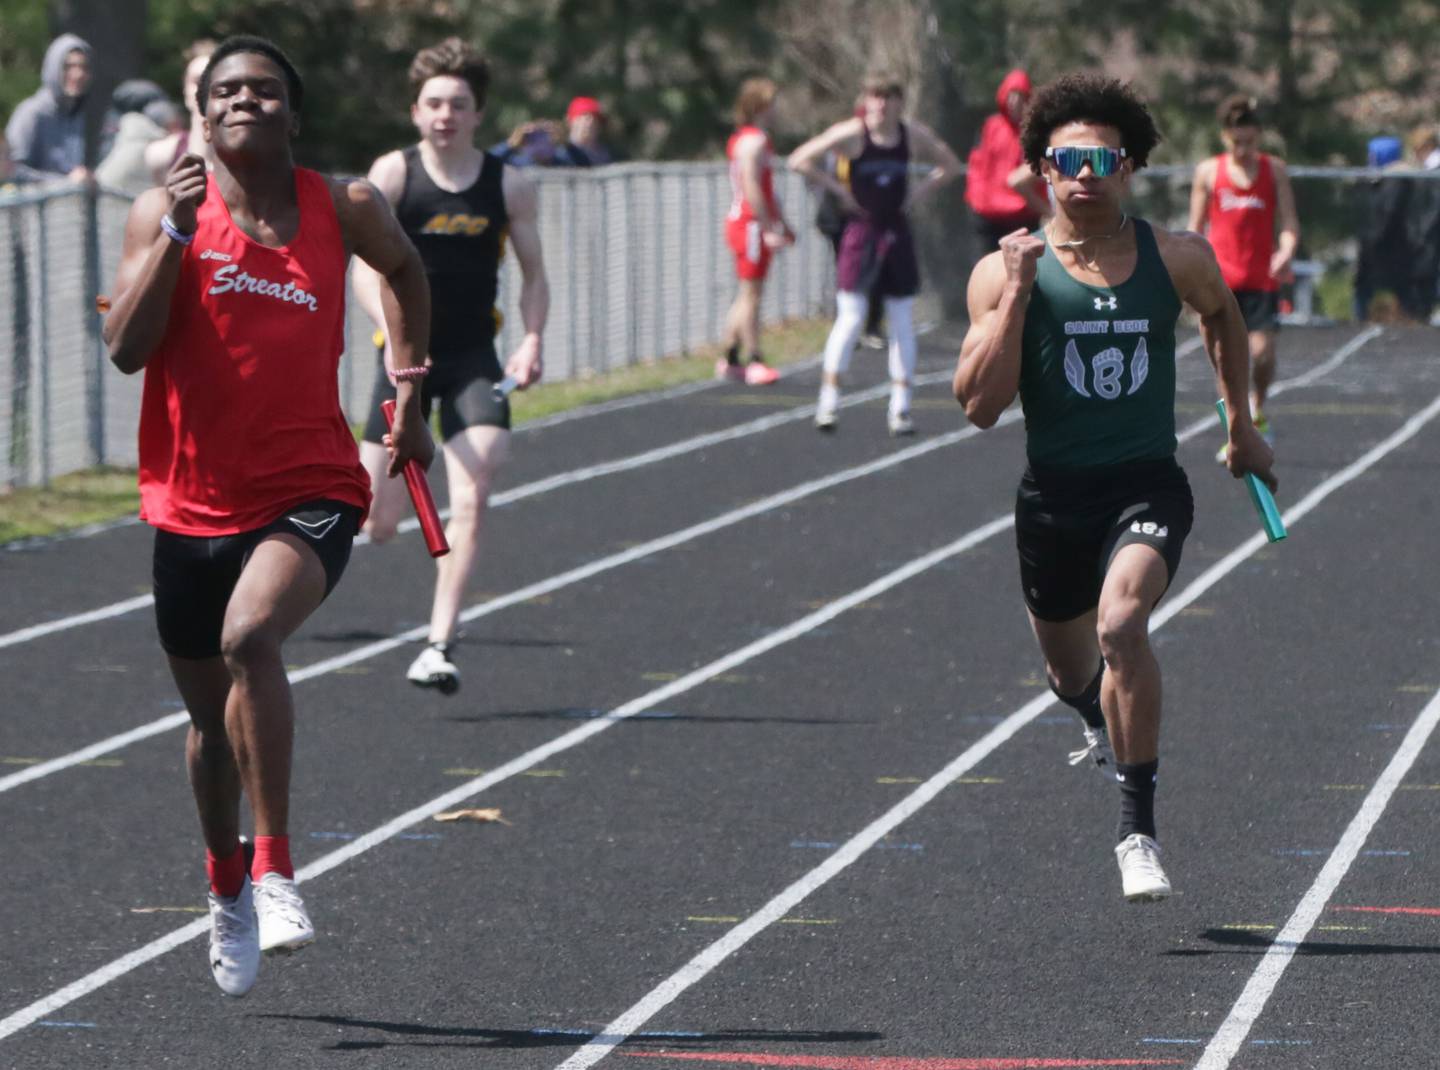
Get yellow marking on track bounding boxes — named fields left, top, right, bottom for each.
left=77, top=664, right=130, bottom=673
left=687, top=916, right=741, bottom=923
left=1219, top=924, right=1275, bottom=931
left=876, top=776, right=924, bottom=784
left=130, top=906, right=206, bottom=915
left=445, top=767, right=486, bottom=776
left=779, top=918, right=838, bottom=925
left=3, top=756, right=121, bottom=768
left=642, top=671, right=679, bottom=682
left=444, top=767, right=564, bottom=778
left=712, top=395, right=808, bottom=407
left=526, top=594, right=555, bottom=606
left=714, top=673, right=749, bottom=684
left=334, top=666, right=372, bottom=675
left=523, top=769, right=566, bottom=778
left=1397, top=685, right=1436, bottom=693
left=1180, top=606, right=1216, bottom=617
left=1324, top=784, right=1366, bottom=791
left=1317, top=925, right=1370, bottom=932
left=1400, top=784, right=1440, bottom=790
left=1019, top=674, right=1045, bottom=687
left=1, top=757, right=41, bottom=766
left=956, top=776, right=1005, bottom=785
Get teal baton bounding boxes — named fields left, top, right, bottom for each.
left=1216, top=399, right=1286, bottom=542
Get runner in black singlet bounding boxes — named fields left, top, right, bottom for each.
left=354, top=37, right=549, bottom=695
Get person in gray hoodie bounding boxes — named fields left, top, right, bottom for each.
left=5, top=33, right=94, bottom=182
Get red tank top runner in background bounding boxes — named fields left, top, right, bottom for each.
left=726, top=125, right=779, bottom=223
left=137, top=168, right=371, bottom=535
left=1206, top=153, right=1278, bottom=293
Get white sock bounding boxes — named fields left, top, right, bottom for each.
left=819, top=382, right=840, bottom=414
left=889, top=383, right=912, bottom=416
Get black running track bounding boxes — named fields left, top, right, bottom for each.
left=3, top=323, right=1440, bottom=1070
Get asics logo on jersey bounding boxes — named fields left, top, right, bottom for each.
left=1094, top=296, right=1118, bottom=311
left=199, top=249, right=233, bottom=262
left=287, top=513, right=341, bottom=540
left=208, top=265, right=319, bottom=312
left=420, top=213, right=491, bottom=236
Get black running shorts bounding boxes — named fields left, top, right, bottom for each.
left=362, top=344, right=511, bottom=445
left=1015, top=457, right=1194, bottom=623
left=1233, top=289, right=1280, bottom=333
left=152, top=499, right=362, bottom=660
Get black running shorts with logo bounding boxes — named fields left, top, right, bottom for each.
left=152, top=499, right=363, bottom=660
left=1233, top=289, right=1280, bottom=333
left=1015, top=457, right=1194, bottom=623
left=362, top=344, right=511, bottom=446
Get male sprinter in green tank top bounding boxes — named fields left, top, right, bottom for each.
left=954, top=74, right=1275, bottom=903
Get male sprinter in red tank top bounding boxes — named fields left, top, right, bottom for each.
left=1188, top=94, right=1299, bottom=456
left=719, top=77, right=793, bottom=385
left=103, top=36, right=435, bottom=998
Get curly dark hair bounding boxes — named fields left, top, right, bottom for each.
left=198, top=36, right=303, bottom=114
left=1020, top=73, right=1161, bottom=173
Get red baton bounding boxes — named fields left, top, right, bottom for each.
left=381, top=399, right=449, bottom=558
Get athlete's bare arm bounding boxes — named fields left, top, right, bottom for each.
left=332, top=174, right=435, bottom=475
left=1185, top=157, right=1216, bottom=234
left=349, top=150, right=408, bottom=349
left=902, top=120, right=962, bottom=212
left=788, top=118, right=866, bottom=215
left=501, top=166, right=549, bottom=389
left=104, top=152, right=208, bottom=374
left=953, top=229, right=1046, bottom=427
left=1154, top=226, right=1277, bottom=490
left=1270, top=158, right=1300, bottom=278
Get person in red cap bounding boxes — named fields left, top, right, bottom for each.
left=555, top=95, right=613, bottom=166
left=965, top=69, right=1049, bottom=250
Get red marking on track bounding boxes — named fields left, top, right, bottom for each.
left=621, top=1052, right=1183, bottom=1069
left=1332, top=905, right=1440, bottom=917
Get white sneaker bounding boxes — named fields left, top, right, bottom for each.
left=1067, top=724, right=1116, bottom=780
left=408, top=643, right=459, bottom=694
left=253, top=872, right=315, bottom=953
left=814, top=407, right=838, bottom=432
left=207, top=877, right=260, bottom=996
left=1114, top=833, right=1172, bottom=903
left=887, top=411, right=915, bottom=437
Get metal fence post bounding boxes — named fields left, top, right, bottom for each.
left=83, top=186, right=105, bottom=466
left=33, top=199, right=52, bottom=486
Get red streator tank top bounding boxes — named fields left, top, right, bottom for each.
left=137, top=168, right=370, bottom=535
left=1206, top=153, right=1278, bottom=292
left=726, top=125, right=778, bottom=223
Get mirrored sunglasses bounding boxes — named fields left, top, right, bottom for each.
left=1045, top=145, right=1127, bottom=178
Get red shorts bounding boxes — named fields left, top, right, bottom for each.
left=726, top=217, right=771, bottom=281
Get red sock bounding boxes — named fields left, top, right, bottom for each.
left=251, top=835, right=293, bottom=881
left=206, top=844, right=247, bottom=898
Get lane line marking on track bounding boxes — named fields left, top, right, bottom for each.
left=0, top=366, right=954, bottom=651
left=0, top=328, right=1361, bottom=796
left=546, top=378, right=1437, bottom=1070
left=0, top=513, right=1017, bottom=1041
left=0, top=406, right=1021, bottom=796
left=0, top=332, right=1403, bottom=1040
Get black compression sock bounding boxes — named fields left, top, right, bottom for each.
left=1052, top=663, right=1106, bottom=731
left=725, top=343, right=741, bottom=366
left=1116, top=758, right=1159, bottom=841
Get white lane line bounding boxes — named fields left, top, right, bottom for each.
left=549, top=379, right=1440, bottom=1070
left=0, top=516, right=1015, bottom=1042
left=0, top=408, right=1021, bottom=796
left=1193, top=392, right=1440, bottom=1069
left=0, top=370, right=949, bottom=651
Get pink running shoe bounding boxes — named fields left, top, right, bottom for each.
left=744, top=361, right=780, bottom=386
left=714, top=359, right=746, bottom=382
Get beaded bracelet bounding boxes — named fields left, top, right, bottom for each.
left=160, top=214, right=194, bottom=245
left=390, top=366, right=430, bottom=382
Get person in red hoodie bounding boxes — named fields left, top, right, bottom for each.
left=965, top=69, right=1049, bottom=250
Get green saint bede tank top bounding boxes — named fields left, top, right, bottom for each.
left=1018, top=218, right=1183, bottom=468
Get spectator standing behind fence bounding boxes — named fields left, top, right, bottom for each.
left=1404, top=125, right=1440, bottom=324
left=97, top=81, right=183, bottom=195
left=5, top=34, right=94, bottom=184
left=146, top=40, right=219, bottom=185
left=1353, top=136, right=1409, bottom=322
left=552, top=96, right=614, bottom=166
left=965, top=68, right=1048, bottom=250
left=489, top=120, right=564, bottom=167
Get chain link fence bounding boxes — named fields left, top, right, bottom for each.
left=4, top=165, right=1438, bottom=488
left=1, top=164, right=836, bottom=489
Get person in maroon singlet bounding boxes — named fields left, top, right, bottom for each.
left=1187, top=94, right=1299, bottom=455
left=790, top=71, right=961, bottom=435
left=103, top=35, right=434, bottom=998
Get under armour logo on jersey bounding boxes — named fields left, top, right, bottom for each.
left=288, top=513, right=342, bottom=540
left=1094, top=295, right=1118, bottom=311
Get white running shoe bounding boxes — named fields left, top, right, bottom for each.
left=1067, top=724, right=1116, bottom=780
left=253, top=872, right=315, bottom=953
left=207, top=877, right=260, bottom=996
left=814, top=407, right=838, bottom=432
left=1114, top=833, right=1172, bottom=903
left=408, top=643, right=459, bottom=695
left=887, top=411, right=915, bottom=437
